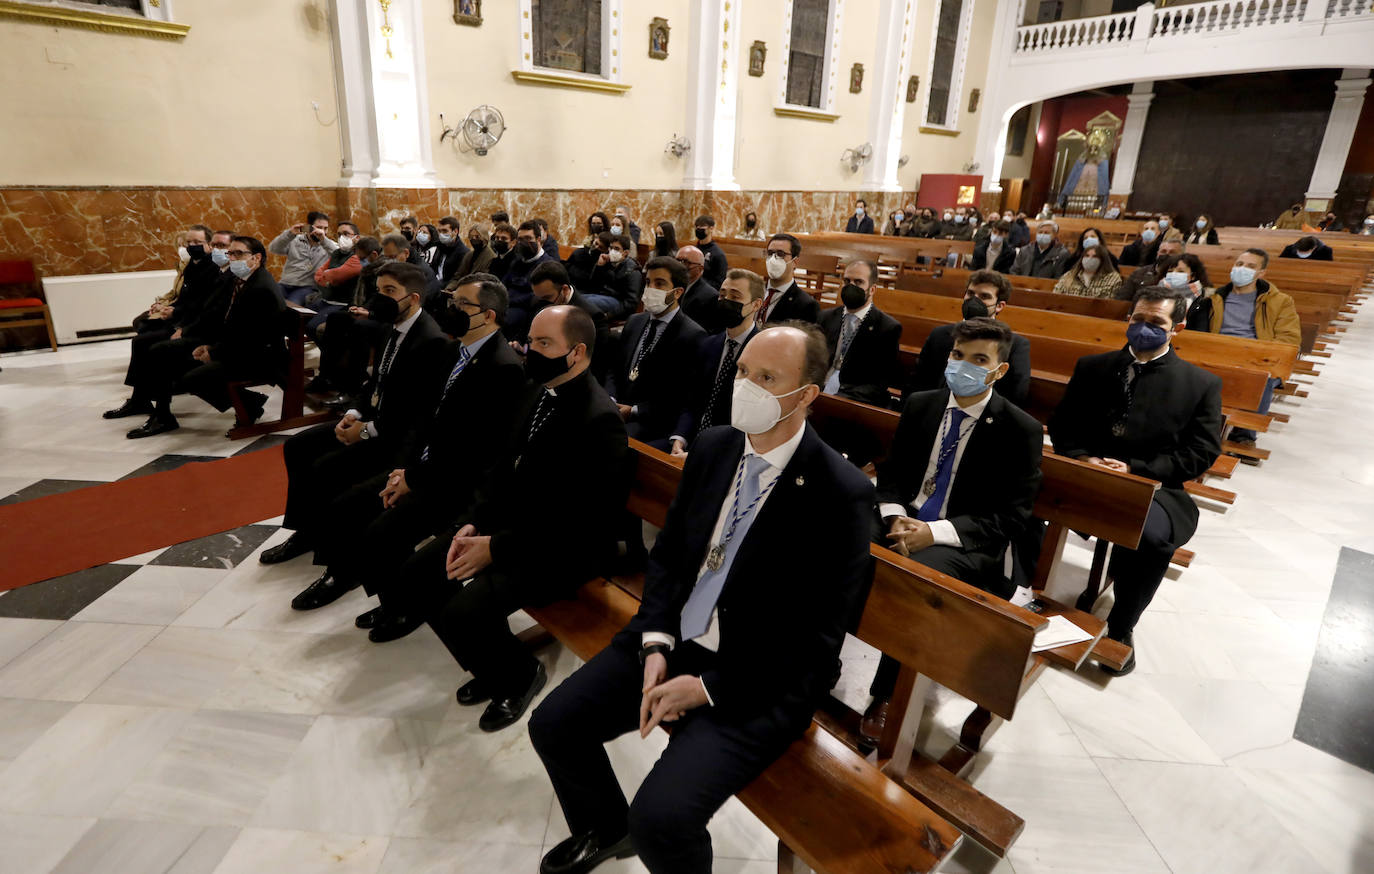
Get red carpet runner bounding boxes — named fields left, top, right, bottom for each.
left=0, top=447, right=287, bottom=591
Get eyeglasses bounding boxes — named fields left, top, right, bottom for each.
left=227, top=250, right=253, bottom=259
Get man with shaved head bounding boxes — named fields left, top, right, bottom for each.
left=674, top=244, right=718, bottom=327
left=531, top=322, right=874, bottom=874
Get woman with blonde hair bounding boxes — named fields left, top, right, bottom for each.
left=1053, top=242, right=1122, bottom=298
left=456, top=221, right=494, bottom=277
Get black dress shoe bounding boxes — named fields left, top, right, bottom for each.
left=235, top=391, right=268, bottom=427
left=1099, top=632, right=1136, bottom=677
left=478, top=661, right=547, bottom=732
left=367, top=613, right=424, bottom=643
left=259, top=533, right=313, bottom=565
left=540, top=830, right=635, bottom=874
left=860, top=697, right=890, bottom=747
left=304, top=375, right=333, bottom=394
left=456, top=678, right=489, bottom=706
left=127, top=415, right=179, bottom=439
left=290, top=572, right=359, bottom=611
left=354, top=606, right=384, bottom=629
left=104, top=399, right=153, bottom=419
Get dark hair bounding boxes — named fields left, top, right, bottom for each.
left=452, top=272, right=509, bottom=324
left=492, top=222, right=517, bottom=239
left=771, top=321, right=830, bottom=388
left=725, top=268, right=765, bottom=301
left=1243, top=246, right=1270, bottom=269
left=1294, top=235, right=1319, bottom=253
left=399, top=215, right=418, bottom=227
left=562, top=305, right=597, bottom=356
left=993, top=220, right=1012, bottom=234
left=951, top=317, right=1014, bottom=363
left=517, top=219, right=540, bottom=236
left=847, top=259, right=879, bottom=286
left=529, top=260, right=570, bottom=288
left=1133, top=286, right=1189, bottom=326
left=418, top=223, right=438, bottom=243
left=599, top=231, right=632, bottom=251
left=356, top=236, right=383, bottom=258
left=337, top=221, right=359, bottom=236
left=1077, top=244, right=1119, bottom=276
left=587, top=212, right=610, bottom=233
left=1075, top=227, right=1105, bottom=250
left=381, top=232, right=409, bottom=253
left=1176, top=253, right=1211, bottom=288
left=212, top=229, right=234, bottom=240
left=645, top=255, right=690, bottom=289
left=694, top=214, right=716, bottom=228
left=655, top=221, right=677, bottom=252
left=232, top=235, right=267, bottom=263
left=856, top=198, right=867, bottom=208
left=769, top=232, right=802, bottom=258
left=966, top=269, right=1012, bottom=302
left=306, top=211, right=329, bottom=226
left=187, top=224, right=213, bottom=241
left=534, top=217, right=548, bottom=232
left=375, top=260, right=428, bottom=297
left=438, top=216, right=460, bottom=232
left=491, top=211, right=511, bottom=225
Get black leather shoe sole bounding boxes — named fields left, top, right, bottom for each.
left=540, top=833, right=636, bottom=874
left=478, top=662, right=547, bottom=732
left=456, top=678, right=489, bottom=706
left=354, top=606, right=384, bottom=629
left=290, top=576, right=358, bottom=611
left=259, top=537, right=312, bottom=565
left=367, top=615, right=424, bottom=643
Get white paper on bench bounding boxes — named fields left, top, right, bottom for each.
left=1031, top=615, right=1093, bottom=652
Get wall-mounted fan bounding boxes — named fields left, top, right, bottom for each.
left=841, top=142, right=873, bottom=173
left=441, top=105, right=506, bottom=156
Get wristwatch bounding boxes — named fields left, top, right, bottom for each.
left=638, top=643, right=671, bottom=665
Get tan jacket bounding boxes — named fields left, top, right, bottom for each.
left=1197, top=279, right=1302, bottom=346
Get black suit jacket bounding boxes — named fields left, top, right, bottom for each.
left=679, top=276, right=720, bottom=327
left=404, top=333, right=529, bottom=515
left=909, top=321, right=1031, bottom=408
left=607, top=309, right=706, bottom=444
left=365, top=310, right=450, bottom=463
left=171, top=257, right=223, bottom=328
left=699, top=241, right=729, bottom=287
left=877, top=389, right=1042, bottom=574
left=817, top=305, right=902, bottom=407
left=971, top=239, right=1015, bottom=272
left=586, top=259, right=645, bottom=312
left=623, top=424, right=874, bottom=720
left=671, top=327, right=758, bottom=444
left=1280, top=243, right=1333, bottom=261
left=432, top=240, right=472, bottom=285
left=764, top=281, right=821, bottom=324
left=459, top=370, right=630, bottom=604
left=195, top=267, right=285, bottom=373
left=1118, top=237, right=1161, bottom=268
left=845, top=215, right=875, bottom=234
left=1048, top=346, right=1222, bottom=544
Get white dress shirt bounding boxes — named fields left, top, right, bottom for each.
left=878, top=390, right=994, bottom=547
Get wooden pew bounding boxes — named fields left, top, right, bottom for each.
left=226, top=307, right=336, bottom=440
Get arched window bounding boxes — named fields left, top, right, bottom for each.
left=924, top=0, right=974, bottom=130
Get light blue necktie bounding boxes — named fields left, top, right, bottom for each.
left=679, top=453, right=772, bottom=640
left=917, top=408, right=969, bottom=522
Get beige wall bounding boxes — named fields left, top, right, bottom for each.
left=1000, top=101, right=1043, bottom=180
left=0, top=0, right=342, bottom=187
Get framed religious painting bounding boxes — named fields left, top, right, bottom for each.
left=649, top=17, right=669, bottom=59
left=906, top=75, right=919, bottom=103
left=849, top=63, right=864, bottom=94
left=453, top=0, right=481, bottom=26
left=749, top=41, right=766, bottom=77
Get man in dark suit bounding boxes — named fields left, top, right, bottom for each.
left=669, top=268, right=765, bottom=456
left=529, top=324, right=874, bottom=874
left=430, top=216, right=471, bottom=286
left=527, top=261, right=612, bottom=384
left=1118, top=220, right=1161, bottom=268
left=845, top=198, right=875, bottom=234
left=817, top=258, right=901, bottom=407
left=259, top=262, right=448, bottom=607
left=862, top=317, right=1043, bottom=741
left=394, top=305, right=630, bottom=733
left=970, top=220, right=1015, bottom=272
left=909, top=270, right=1031, bottom=408
left=501, top=220, right=553, bottom=336
left=1115, top=238, right=1184, bottom=301
left=674, top=245, right=719, bottom=328
left=691, top=215, right=729, bottom=287
left=1280, top=235, right=1334, bottom=261
left=758, top=233, right=820, bottom=325
left=321, top=274, right=529, bottom=641
left=1049, top=286, right=1223, bottom=675
left=126, top=235, right=286, bottom=438
left=606, top=256, right=706, bottom=448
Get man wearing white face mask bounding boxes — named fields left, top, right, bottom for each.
left=605, top=256, right=706, bottom=448
left=758, top=233, right=820, bottom=325
left=1119, top=220, right=1161, bottom=268
left=940, top=207, right=973, bottom=241
left=531, top=322, right=873, bottom=874
left=581, top=232, right=644, bottom=320
left=1010, top=221, right=1068, bottom=278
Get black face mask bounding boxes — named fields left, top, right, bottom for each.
left=590, top=224, right=604, bottom=234
left=470, top=238, right=486, bottom=252
left=518, top=241, right=540, bottom=259
left=491, top=239, right=511, bottom=255
left=745, top=216, right=757, bottom=228
left=401, top=228, right=414, bottom=240
left=438, top=306, right=474, bottom=338
left=187, top=243, right=206, bottom=260
left=362, top=293, right=400, bottom=324
left=694, top=227, right=708, bottom=241
left=962, top=297, right=992, bottom=320
left=524, top=347, right=572, bottom=384
left=698, top=297, right=745, bottom=333
left=840, top=283, right=867, bottom=310
left=654, top=239, right=672, bottom=255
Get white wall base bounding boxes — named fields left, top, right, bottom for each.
left=42, top=270, right=177, bottom=344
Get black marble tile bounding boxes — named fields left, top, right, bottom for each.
left=1295, top=546, right=1374, bottom=774
left=0, top=563, right=140, bottom=620
left=117, top=454, right=223, bottom=481
left=149, top=524, right=279, bottom=570
left=0, top=479, right=106, bottom=506
left=233, top=435, right=291, bottom=456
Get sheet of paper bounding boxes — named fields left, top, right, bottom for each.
left=1031, top=614, right=1093, bottom=652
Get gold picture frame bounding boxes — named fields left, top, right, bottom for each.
left=749, top=40, right=767, bottom=77
left=849, top=63, right=864, bottom=94
left=906, top=75, right=919, bottom=103
left=649, top=16, right=669, bottom=59
left=453, top=0, right=481, bottom=26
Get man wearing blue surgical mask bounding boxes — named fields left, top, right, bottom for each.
left=1118, top=219, right=1162, bottom=268
left=1050, top=287, right=1223, bottom=676
left=1009, top=220, right=1068, bottom=278
left=861, top=316, right=1043, bottom=743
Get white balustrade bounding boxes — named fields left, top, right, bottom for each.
left=1016, top=10, right=1135, bottom=52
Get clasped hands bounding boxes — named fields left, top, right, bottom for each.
left=378, top=468, right=410, bottom=508
left=334, top=413, right=366, bottom=445
left=444, top=523, right=493, bottom=581
left=1082, top=456, right=1129, bottom=473
left=886, top=515, right=935, bottom=557
left=638, top=651, right=707, bottom=738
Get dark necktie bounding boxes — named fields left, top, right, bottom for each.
left=420, top=346, right=474, bottom=463
left=1114, top=362, right=1145, bottom=437
left=372, top=329, right=401, bottom=409
left=917, top=408, right=970, bottom=523
left=698, top=338, right=741, bottom=438
left=631, top=319, right=663, bottom=380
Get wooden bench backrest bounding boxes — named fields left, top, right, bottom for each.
left=893, top=272, right=1134, bottom=321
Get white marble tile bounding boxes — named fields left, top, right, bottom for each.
left=1131, top=610, right=1241, bottom=679
left=1098, top=758, right=1327, bottom=874
left=201, top=632, right=373, bottom=715
left=72, top=565, right=226, bottom=625
left=0, top=703, right=191, bottom=816
left=1235, top=766, right=1374, bottom=874
left=0, top=814, right=96, bottom=874
left=48, top=819, right=238, bottom=874
left=377, top=838, right=542, bottom=874
left=107, top=710, right=314, bottom=826
left=0, top=621, right=160, bottom=701
left=0, top=617, right=62, bottom=671
left=1146, top=676, right=1302, bottom=763
left=209, top=828, right=388, bottom=874
left=0, top=697, right=77, bottom=767
left=88, top=626, right=268, bottom=709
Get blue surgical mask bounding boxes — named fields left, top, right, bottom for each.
left=1163, top=271, right=1190, bottom=289
left=944, top=358, right=996, bottom=397
left=954, top=214, right=966, bottom=224
left=416, top=232, right=431, bottom=246
left=1158, top=219, right=1170, bottom=230
left=1126, top=321, right=1170, bottom=352
left=1196, top=219, right=1207, bottom=230
left=228, top=259, right=252, bottom=279
left=1082, top=236, right=1100, bottom=249
left=1141, top=229, right=1157, bottom=244
left=211, top=248, right=229, bottom=267
left=438, top=232, right=454, bottom=245
left=1230, top=265, right=1257, bottom=287
left=1036, top=233, right=1052, bottom=247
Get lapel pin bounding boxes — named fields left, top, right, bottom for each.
left=984, top=416, right=993, bottom=424
left=795, top=475, right=805, bottom=486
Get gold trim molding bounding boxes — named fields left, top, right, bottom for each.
left=773, top=106, right=840, bottom=123
left=0, top=1, right=189, bottom=40
left=510, top=70, right=631, bottom=94
left=919, top=126, right=961, bottom=137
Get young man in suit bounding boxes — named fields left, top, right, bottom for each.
left=862, top=317, right=1043, bottom=742
left=1049, top=286, right=1223, bottom=675
left=674, top=245, right=719, bottom=328
left=970, top=220, right=1015, bottom=272
left=580, top=232, right=645, bottom=320
left=395, top=306, right=630, bottom=732
left=909, top=270, right=1031, bottom=408
left=669, top=268, right=766, bottom=456
left=759, top=233, right=821, bottom=325
left=691, top=215, right=729, bottom=287
left=817, top=258, right=901, bottom=407
left=845, top=198, right=875, bottom=234
left=527, top=261, right=612, bottom=384
left=261, top=262, right=449, bottom=608
left=530, top=324, right=874, bottom=874
left=606, top=256, right=706, bottom=448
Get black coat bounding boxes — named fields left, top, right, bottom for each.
left=970, top=239, right=1015, bottom=273
left=171, top=256, right=223, bottom=328
left=1048, top=346, right=1222, bottom=545
left=763, top=281, right=820, bottom=324
left=586, top=258, right=645, bottom=312
left=1118, top=237, right=1161, bottom=268
left=189, top=266, right=286, bottom=373
left=1280, top=242, right=1333, bottom=261
left=363, top=310, right=450, bottom=463
left=458, top=370, right=630, bottom=605
left=876, top=389, right=1043, bottom=556
left=607, top=309, right=707, bottom=445
left=845, top=214, right=875, bottom=234
left=817, top=305, right=902, bottom=408
left=431, top=239, right=472, bottom=285
left=909, top=321, right=1031, bottom=408
left=623, top=424, right=874, bottom=720
left=1186, top=228, right=1220, bottom=246
left=679, top=276, right=720, bottom=327
left=672, top=327, right=759, bottom=444
left=699, top=241, right=729, bottom=287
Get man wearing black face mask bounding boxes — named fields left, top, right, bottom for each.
left=1049, top=286, right=1222, bottom=676
left=816, top=259, right=901, bottom=407
left=486, top=223, right=518, bottom=277
left=263, top=264, right=448, bottom=610
left=692, top=215, right=729, bottom=287
left=525, top=261, right=611, bottom=384
left=394, top=305, right=630, bottom=732
left=908, top=271, right=1031, bottom=406
left=500, top=220, right=551, bottom=335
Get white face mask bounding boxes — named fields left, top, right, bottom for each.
left=1158, top=219, right=1170, bottom=229
left=730, top=378, right=807, bottom=435
left=1296, top=249, right=1312, bottom=258
left=438, top=232, right=454, bottom=245
left=953, top=214, right=966, bottom=224
left=765, top=253, right=788, bottom=280
left=1081, top=257, right=1101, bottom=272
left=610, top=224, right=623, bottom=234
left=991, top=234, right=1004, bottom=245
left=1196, top=219, right=1207, bottom=230
left=641, top=287, right=674, bottom=315
left=943, top=213, right=954, bottom=221
left=1082, top=236, right=1100, bottom=249
left=855, top=207, right=865, bottom=217
left=177, top=246, right=190, bottom=264
left=415, top=232, right=430, bottom=246
left=337, top=235, right=354, bottom=252
left=608, top=249, right=625, bottom=264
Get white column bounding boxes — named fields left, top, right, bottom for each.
left=329, top=0, right=379, bottom=187
left=1306, top=68, right=1371, bottom=205
left=861, top=0, right=918, bottom=192
left=1109, top=81, right=1154, bottom=198
left=682, top=0, right=742, bottom=191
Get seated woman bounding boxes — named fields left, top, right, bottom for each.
left=738, top=209, right=766, bottom=240
left=1052, top=242, right=1122, bottom=298
left=582, top=211, right=611, bottom=248
left=1187, top=214, right=1220, bottom=245
left=1160, top=253, right=1211, bottom=308
left=650, top=220, right=678, bottom=257
left=415, top=223, right=439, bottom=269
left=1057, top=225, right=1118, bottom=276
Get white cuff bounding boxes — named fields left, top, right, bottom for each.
left=699, top=676, right=714, bottom=707
left=364, top=421, right=378, bottom=439
left=878, top=502, right=909, bottom=521
left=928, top=519, right=961, bottom=548
left=641, top=632, right=675, bottom=650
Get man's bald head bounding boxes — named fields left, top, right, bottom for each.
left=741, top=323, right=829, bottom=393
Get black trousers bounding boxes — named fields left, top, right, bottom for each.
left=124, top=320, right=174, bottom=398
left=280, top=423, right=388, bottom=538
left=1105, top=499, right=1176, bottom=639
left=315, top=474, right=457, bottom=595
left=529, top=641, right=804, bottom=874
left=317, top=313, right=386, bottom=394
left=140, top=338, right=275, bottom=414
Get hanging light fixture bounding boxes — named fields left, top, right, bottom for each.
left=379, top=0, right=394, bottom=59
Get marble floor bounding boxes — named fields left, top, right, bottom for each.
left=2, top=318, right=1374, bottom=874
